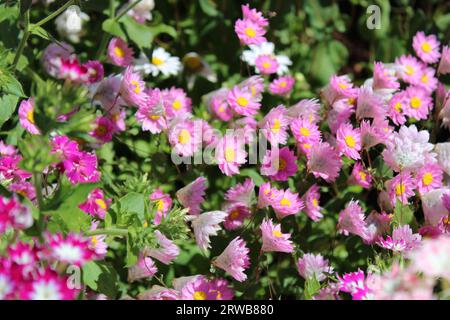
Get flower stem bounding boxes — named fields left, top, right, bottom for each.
left=33, top=173, right=45, bottom=234
left=12, top=10, right=30, bottom=71
left=34, top=0, right=76, bottom=28
left=84, top=228, right=128, bottom=237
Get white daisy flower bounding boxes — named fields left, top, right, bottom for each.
left=241, top=42, right=292, bottom=75
left=134, top=47, right=182, bottom=77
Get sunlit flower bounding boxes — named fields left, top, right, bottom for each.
left=145, top=230, right=179, bottom=265
left=307, top=142, right=342, bottom=182
left=297, top=253, right=333, bottom=281
left=107, top=37, right=134, bottom=67
left=269, top=76, right=295, bottom=96
left=302, top=184, right=323, bottom=221
left=18, top=98, right=40, bottom=135
left=190, top=211, right=228, bottom=251
left=336, top=123, right=361, bottom=160
left=415, top=163, right=443, bottom=194
left=386, top=171, right=416, bottom=205
left=213, top=237, right=250, bottom=282
left=260, top=218, right=294, bottom=253
left=134, top=48, right=181, bottom=77
left=412, top=31, right=441, bottom=64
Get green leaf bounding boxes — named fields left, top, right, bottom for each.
left=240, top=168, right=265, bottom=187
left=82, top=261, right=118, bottom=298
left=19, top=135, right=58, bottom=173
left=102, top=18, right=126, bottom=39
left=0, top=94, right=18, bottom=127
left=28, top=24, right=51, bottom=40
left=122, top=16, right=176, bottom=48
left=198, top=0, right=219, bottom=17
left=119, top=192, right=146, bottom=215
left=392, top=199, right=414, bottom=226
left=304, top=275, right=321, bottom=300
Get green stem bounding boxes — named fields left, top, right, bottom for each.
left=33, top=173, right=45, bottom=234
left=115, top=0, right=142, bottom=21
left=34, top=0, right=76, bottom=27
left=12, top=10, right=30, bottom=71
left=84, top=228, right=128, bottom=237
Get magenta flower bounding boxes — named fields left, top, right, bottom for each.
left=20, top=268, right=77, bottom=300
left=269, top=76, right=295, bottom=96
left=63, top=151, right=101, bottom=184
left=417, top=67, right=438, bottom=93
left=290, top=117, right=322, bottom=154
left=0, top=196, right=33, bottom=233
left=145, top=230, right=179, bottom=265
left=297, top=253, right=333, bottom=281
left=415, top=163, right=443, bottom=194
left=90, top=116, right=116, bottom=143
left=336, top=123, right=361, bottom=160
left=176, top=176, right=207, bottom=215
left=261, top=147, right=298, bottom=181
left=302, top=184, right=323, bottom=221
left=149, top=188, right=172, bottom=225
left=307, top=142, right=342, bottom=182
left=412, top=31, right=441, bottom=64
left=180, top=276, right=215, bottom=300
left=43, top=232, right=97, bottom=266
left=223, top=204, right=250, bottom=230
left=260, top=218, right=294, bottom=253
left=213, top=237, right=250, bottom=282
left=78, top=188, right=111, bottom=219
left=18, top=98, right=40, bottom=135
left=257, top=182, right=283, bottom=209
left=107, top=37, right=134, bottom=67
left=227, top=85, right=261, bottom=116
left=272, top=188, right=303, bottom=220
left=259, top=105, right=290, bottom=145
left=338, top=269, right=371, bottom=300
left=386, top=171, right=416, bottom=205
left=83, top=60, right=104, bottom=83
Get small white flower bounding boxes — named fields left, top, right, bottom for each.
left=126, top=0, right=155, bottom=23
left=134, top=47, right=182, bottom=77
left=435, top=143, right=450, bottom=175
left=241, top=42, right=292, bottom=75
left=55, top=5, right=89, bottom=43
left=188, top=211, right=228, bottom=251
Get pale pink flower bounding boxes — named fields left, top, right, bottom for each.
left=241, top=4, right=268, bottom=26
left=336, top=123, right=361, bottom=160
left=135, top=89, right=167, bottom=134
left=18, top=98, right=40, bottom=135
left=438, top=45, right=450, bottom=75
left=350, top=162, right=372, bottom=189
left=107, top=37, right=134, bottom=67
left=259, top=105, right=289, bottom=145
left=297, top=253, right=333, bottom=281
left=257, top=182, right=282, bottom=209
left=322, top=75, right=357, bottom=105
left=176, top=177, right=207, bottom=215
left=120, top=66, right=148, bottom=108
left=307, top=142, right=342, bottom=182
left=415, top=163, right=443, bottom=194
left=213, top=237, right=250, bottom=282
left=180, top=276, right=215, bottom=300
left=410, top=235, right=450, bottom=280
left=337, top=201, right=369, bottom=240
left=364, top=211, right=391, bottom=244
left=261, top=147, right=298, bottom=181
left=208, top=88, right=233, bottom=121
left=255, top=54, right=278, bottom=75
left=224, top=178, right=255, bottom=208
left=234, top=19, right=266, bottom=46
left=88, top=221, right=108, bottom=257
left=355, top=88, right=386, bottom=120
left=190, top=211, right=228, bottom=251
left=373, top=61, right=400, bottom=90
left=286, top=98, right=321, bottom=123
left=149, top=189, right=172, bottom=225
left=227, top=85, right=261, bottom=116
left=395, top=55, right=425, bottom=85
left=377, top=225, right=421, bottom=253
left=412, top=31, right=441, bottom=64
left=272, top=189, right=303, bottom=220
left=417, top=67, right=438, bottom=93
left=260, top=218, right=294, bottom=253
left=302, top=184, right=323, bottom=221
left=215, top=133, right=247, bottom=176
left=128, top=255, right=157, bottom=282
left=162, top=87, right=192, bottom=120
left=269, top=76, right=295, bottom=96
left=386, top=171, right=416, bottom=205
left=403, top=86, right=432, bottom=120
left=388, top=91, right=407, bottom=125
left=290, top=117, right=321, bottom=154
left=168, top=119, right=202, bottom=157
left=145, top=230, right=179, bottom=265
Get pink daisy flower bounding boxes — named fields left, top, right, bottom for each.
left=350, top=162, right=372, bottom=189
left=234, top=19, right=267, bottom=46
left=227, top=85, right=261, bottom=116
left=438, top=45, right=450, bottom=75
left=168, top=119, right=202, bottom=157
left=260, top=218, right=294, bottom=253
left=215, top=133, right=247, bottom=176
left=336, top=123, right=361, bottom=160
left=213, top=237, right=250, bottom=282
left=386, top=171, right=416, bottom=205
left=180, top=276, right=215, bottom=300
left=395, top=55, right=425, bottom=85
left=286, top=98, right=321, bottom=123
left=176, top=176, right=207, bottom=215
left=297, top=253, right=333, bottom=282
left=149, top=189, right=172, bottom=225
left=255, top=54, right=279, bottom=75
left=120, top=66, right=148, bottom=108
left=88, top=221, right=108, bottom=257
left=145, top=230, right=179, bottom=265
left=412, top=31, right=441, bottom=64
left=107, top=37, right=134, bottom=67
left=128, top=255, right=157, bottom=282
left=364, top=211, right=392, bottom=244
left=162, top=87, right=192, bottom=120
left=8, top=241, right=38, bottom=276
left=208, top=89, right=234, bottom=121
left=224, top=178, right=255, bottom=208
left=239, top=75, right=265, bottom=100
left=415, top=163, right=443, bottom=194
left=377, top=225, right=422, bottom=253
left=259, top=105, right=289, bottom=145
left=290, top=116, right=322, bottom=145
left=18, top=98, right=40, bottom=135
left=373, top=61, right=400, bottom=90
left=272, top=188, right=304, bottom=220
left=261, top=147, right=297, bottom=181
left=322, top=75, right=357, bottom=105
left=223, top=204, right=251, bottom=230
left=302, top=184, right=323, bottom=221
left=269, top=76, right=295, bottom=96
left=417, top=67, right=438, bottom=93
left=44, top=232, right=96, bottom=266
left=337, top=200, right=369, bottom=240
left=387, top=91, right=407, bottom=125
left=360, top=119, right=391, bottom=150
left=257, top=182, right=282, bottom=209
left=327, top=104, right=355, bottom=135
left=241, top=4, right=268, bottom=26
left=403, top=86, right=432, bottom=120
left=78, top=188, right=111, bottom=220
left=9, top=180, right=36, bottom=201
left=209, top=278, right=234, bottom=300
left=20, top=269, right=77, bottom=300
left=190, top=210, right=228, bottom=251
left=90, top=116, right=116, bottom=143
left=355, top=88, right=386, bottom=121
left=135, top=88, right=167, bottom=134
left=307, top=142, right=342, bottom=182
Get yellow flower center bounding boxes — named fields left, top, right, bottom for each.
left=95, top=199, right=107, bottom=210
left=421, top=75, right=428, bottom=83
left=131, top=80, right=141, bottom=93
left=422, top=172, right=433, bottom=186
left=218, top=106, right=225, bottom=113
left=229, top=209, right=240, bottom=220
left=280, top=81, right=287, bottom=88
left=193, top=291, right=207, bottom=300
left=114, top=46, right=125, bottom=58
left=172, top=100, right=182, bottom=110
left=178, top=129, right=191, bottom=144
left=345, top=135, right=356, bottom=148
left=280, top=197, right=291, bottom=207
left=272, top=119, right=281, bottom=133
left=149, top=115, right=160, bottom=120
left=244, top=27, right=256, bottom=38
left=300, top=127, right=310, bottom=137
left=250, top=86, right=257, bottom=96
left=394, top=102, right=402, bottom=112
left=405, top=65, right=414, bottom=76
left=421, top=42, right=431, bottom=53
left=262, top=61, right=271, bottom=69
left=338, top=82, right=348, bottom=89
left=27, top=109, right=35, bottom=124
left=410, top=97, right=422, bottom=109
left=272, top=230, right=283, bottom=238
left=395, top=183, right=406, bottom=196
left=348, top=97, right=356, bottom=105
left=359, top=171, right=367, bottom=181
left=152, top=56, right=164, bottom=66
left=225, top=147, right=236, bottom=162
left=278, top=158, right=287, bottom=171
left=91, top=236, right=98, bottom=246
left=303, top=143, right=311, bottom=149
left=157, top=199, right=165, bottom=211
left=236, top=96, right=249, bottom=107
left=312, top=198, right=318, bottom=207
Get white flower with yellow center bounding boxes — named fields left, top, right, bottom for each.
left=134, top=47, right=181, bottom=77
